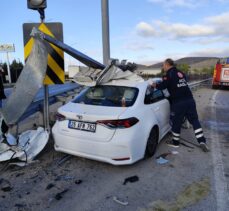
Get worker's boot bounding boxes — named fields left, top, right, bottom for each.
left=166, top=139, right=180, bottom=148
left=199, top=142, right=209, bottom=152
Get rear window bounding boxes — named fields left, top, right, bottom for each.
left=72, top=85, right=139, bottom=107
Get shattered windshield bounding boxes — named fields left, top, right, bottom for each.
left=72, top=85, right=139, bottom=107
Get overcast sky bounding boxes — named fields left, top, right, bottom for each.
left=1, top=0, right=229, bottom=67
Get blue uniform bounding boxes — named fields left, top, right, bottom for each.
left=156, top=67, right=206, bottom=144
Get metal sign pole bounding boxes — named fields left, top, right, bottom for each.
left=44, top=84, right=49, bottom=131
left=41, top=13, right=50, bottom=131
left=101, top=0, right=110, bottom=65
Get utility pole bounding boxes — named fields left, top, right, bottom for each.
left=101, top=0, right=110, bottom=65
left=0, top=44, right=14, bottom=84
left=6, top=52, right=12, bottom=83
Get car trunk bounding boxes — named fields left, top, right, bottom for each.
left=57, top=102, right=127, bottom=142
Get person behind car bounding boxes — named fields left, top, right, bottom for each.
left=0, top=66, right=6, bottom=108
left=150, top=58, right=209, bottom=152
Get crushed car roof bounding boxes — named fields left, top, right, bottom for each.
left=72, top=63, right=144, bottom=87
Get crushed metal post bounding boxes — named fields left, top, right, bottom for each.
left=0, top=34, right=50, bottom=166
left=1, top=36, right=48, bottom=125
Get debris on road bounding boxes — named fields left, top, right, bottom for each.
left=0, top=127, right=49, bottom=166
left=156, top=151, right=178, bottom=164
left=0, top=178, right=13, bottom=192
left=55, top=189, right=69, bottom=200
left=46, top=183, right=55, bottom=190
left=113, top=196, right=129, bottom=206
left=123, top=175, right=139, bottom=185
left=56, top=154, right=72, bottom=166
left=156, top=157, right=169, bottom=164
left=55, top=175, right=75, bottom=181
left=75, top=180, right=82, bottom=184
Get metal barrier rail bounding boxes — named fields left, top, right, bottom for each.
left=3, top=78, right=212, bottom=123
left=188, top=78, right=212, bottom=89
left=4, top=82, right=81, bottom=123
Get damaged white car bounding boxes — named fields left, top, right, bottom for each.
left=52, top=78, right=171, bottom=165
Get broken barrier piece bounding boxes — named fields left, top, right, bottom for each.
left=0, top=127, right=49, bottom=163
left=123, top=175, right=139, bottom=185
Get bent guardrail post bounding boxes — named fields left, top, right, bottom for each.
left=31, top=28, right=138, bottom=72
left=31, top=27, right=105, bottom=70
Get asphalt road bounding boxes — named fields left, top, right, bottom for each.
left=201, top=88, right=229, bottom=211
left=0, top=86, right=228, bottom=211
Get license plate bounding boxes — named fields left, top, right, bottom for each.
left=68, top=120, right=96, bottom=133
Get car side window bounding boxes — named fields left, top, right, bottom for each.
left=144, top=87, right=164, bottom=104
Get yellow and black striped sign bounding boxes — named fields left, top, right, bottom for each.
left=23, top=22, right=65, bottom=84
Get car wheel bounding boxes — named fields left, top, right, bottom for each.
left=144, top=127, right=158, bottom=158
left=212, top=85, right=219, bottom=89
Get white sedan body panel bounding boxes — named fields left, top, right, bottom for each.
left=56, top=103, right=127, bottom=142
left=52, top=80, right=170, bottom=165
left=151, top=100, right=170, bottom=139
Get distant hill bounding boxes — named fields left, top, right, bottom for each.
left=148, top=57, right=219, bottom=70
left=136, top=64, right=148, bottom=69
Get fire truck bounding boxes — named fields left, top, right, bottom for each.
left=212, top=58, right=229, bottom=89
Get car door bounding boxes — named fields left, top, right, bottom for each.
left=144, top=86, right=170, bottom=136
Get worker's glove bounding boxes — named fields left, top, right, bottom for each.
left=150, top=82, right=157, bottom=88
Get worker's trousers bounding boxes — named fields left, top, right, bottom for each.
left=170, top=98, right=206, bottom=143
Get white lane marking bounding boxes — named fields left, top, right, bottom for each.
left=210, top=90, right=229, bottom=210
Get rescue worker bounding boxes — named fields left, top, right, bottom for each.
left=151, top=58, right=209, bottom=152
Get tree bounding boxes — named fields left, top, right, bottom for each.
left=10, top=59, right=23, bottom=71
left=10, top=59, right=24, bottom=83
left=176, top=63, right=190, bottom=74
left=0, top=60, right=24, bottom=83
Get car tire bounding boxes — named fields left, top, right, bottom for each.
left=144, top=127, right=158, bottom=158
left=212, top=85, right=219, bottom=89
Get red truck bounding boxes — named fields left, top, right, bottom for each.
left=212, top=59, right=229, bottom=89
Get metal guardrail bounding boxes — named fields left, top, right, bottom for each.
left=3, top=78, right=212, bottom=124
left=188, top=78, right=212, bottom=89
left=3, top=82, right=81, bottom=123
